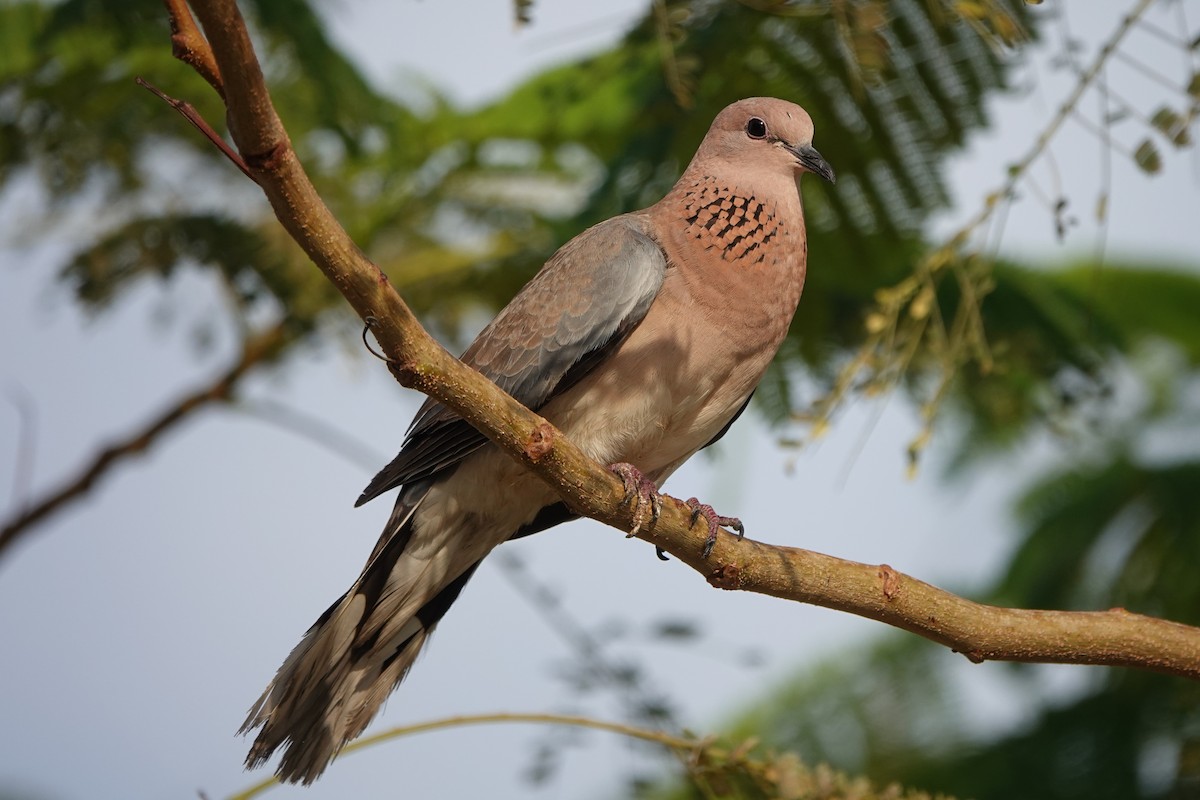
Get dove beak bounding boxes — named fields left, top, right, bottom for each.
left=789, top=143, right=836, bottom=183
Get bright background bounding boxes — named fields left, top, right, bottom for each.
left=2, top=2, right=1198, bottom=798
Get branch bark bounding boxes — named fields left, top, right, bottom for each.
left=173, top=0, right=1200, bottom=681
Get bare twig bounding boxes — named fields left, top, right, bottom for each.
left=3, top=383, right=37, bottom=510
left=955, top=0, right=1154, bottom=245
left=169, top=0, right=1200, bottom=681
left=136, top=77, right=254, bottom=180
left=494, top=550, right=684, bottom=730
left=653, top=0, right=694, bottom=107
left=237, top=398, right=387, bottom=471
left=0, top=324, right=289, bottom=560
left=226, top=712, right=704, bottom=800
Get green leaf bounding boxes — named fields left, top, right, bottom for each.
left=1150, top=105, right=1191, bottom=147
left=1134, top=138, right=1162, bottom=174
left=1053, top=263, right=1200, bottom=365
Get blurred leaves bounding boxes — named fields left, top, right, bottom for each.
left=1150, top=106, right=1191, bottom=148
left=658, top=739, right=955, bottom=800
left=1135, top=138, right=1163, bottom=174
left=652, top=637, right=968, bottom=800
left=1002, top=455, right=1200, bottom=620
left=668, top=606, right=1200, bottom=800
left=2, top=0, right=1034, bottom=381
left=61, top=213, right=335, bottom=327
left=0, top=0, right=505, bottom=340
left=942, top=260, right=1200, bottom=465
left=7, top=3, right=1200, bottom=797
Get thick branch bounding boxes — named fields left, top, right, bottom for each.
left=178, top=0, right=1200, bottom=681
left=0, top=324, right=288, bottom=560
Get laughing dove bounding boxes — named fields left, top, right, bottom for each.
left=241, top=96, right=835, bottom=783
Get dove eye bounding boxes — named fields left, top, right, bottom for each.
left=745, top=117, right=768, bottom=139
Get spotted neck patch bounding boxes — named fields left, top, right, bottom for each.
left=680, top=179, right=783, bottom=264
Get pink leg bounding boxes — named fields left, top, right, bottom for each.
left=685, top=498, right=744, bottom=559
left=608, top=462, right=663, bottom=537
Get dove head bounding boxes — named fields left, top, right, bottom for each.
left=691, top=97, right=835, bottom=184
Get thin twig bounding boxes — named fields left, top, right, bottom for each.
left=164, top=0, right=223, bottom=96
left=1113, top=46, right=1200, bottom=102
left=0, top=325, right=289, bottom=561
left=237, top=398, right=387, bottom=471
left=2, top=383, right=37, bottom=510
left=494, top=551, right=684, bottom=730
left=135, top=77, right=254, bottom=180
left=1134, top=15, right=1189, bottom=49
left=653, top=0, right=693, bottom=108
left=956, top=0, right=1156, bottom=242
left=226, top=712, right=702, bottom=800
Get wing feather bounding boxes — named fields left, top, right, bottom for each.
left=356, top=215, right=668, bottom=506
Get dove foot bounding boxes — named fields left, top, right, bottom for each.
left=685, top=497, right=744, bottom=559
left=609, top=462, right=663, bottom=537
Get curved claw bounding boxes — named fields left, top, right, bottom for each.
left=685, top=497, right=744, bottom=559
left=609, top=462, right=662, bottom=537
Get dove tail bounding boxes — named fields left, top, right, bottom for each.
left=240, top=496, right=480, bottom=784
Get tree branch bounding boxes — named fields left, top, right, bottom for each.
left=224, top=711, right=948, bottom=800
left=164, top=0, right=223, bottom=97
left=136, top=77, right=254, bottom=180
left=173, top=0, right=1200, bottom=681
left=220, top=713, right=728, bottom=800
left=0, top=324, right=289, bottom=560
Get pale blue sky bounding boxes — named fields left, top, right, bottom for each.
left=1, top=2, right=1198, bottom=799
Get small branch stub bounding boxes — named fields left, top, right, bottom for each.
left=242, top=141, right=289, bottom=172
left=959, top=649, right=986, bottom=665
left=164, top=0, right=223, bottom=95
left=386, top=359, right=425, bottom=390
left=524, top=421, right=556, bottom=462
left=707, top=563, right=742, bottom=590
left=879, top=564, right=901, bottom=601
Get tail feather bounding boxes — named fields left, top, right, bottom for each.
left=240, top=490, right=482, bottom=785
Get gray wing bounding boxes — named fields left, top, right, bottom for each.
left=356, top=215, right=668, bottom=506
